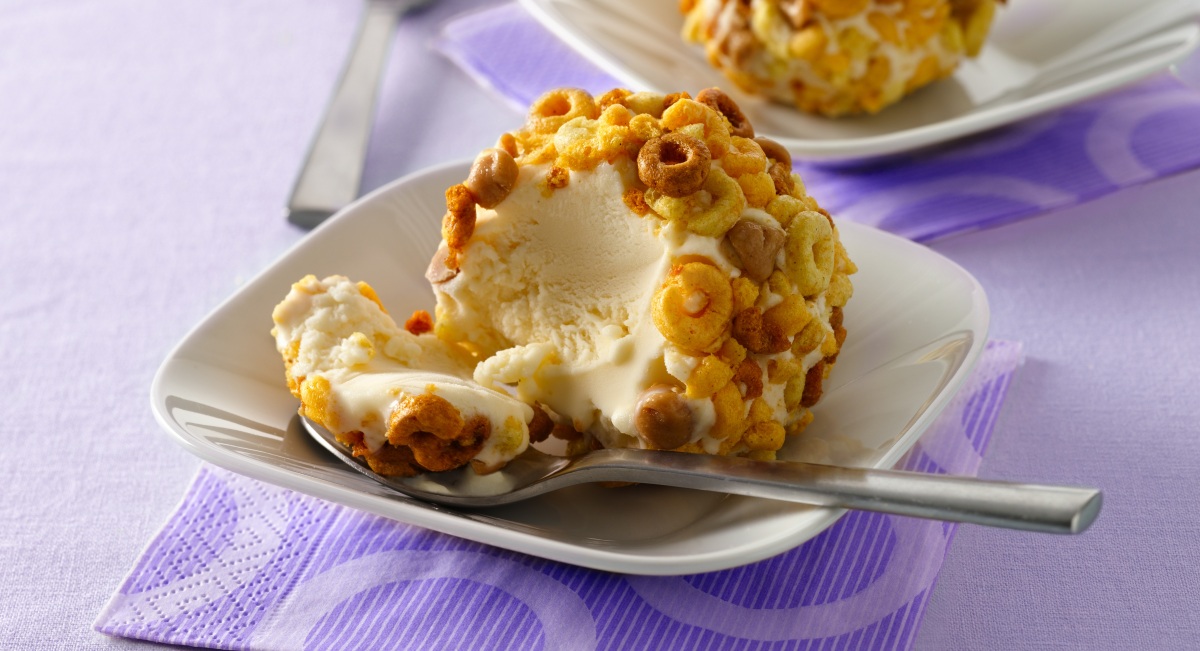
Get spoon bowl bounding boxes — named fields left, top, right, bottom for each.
left=304, top=418, right=1101, bottom=534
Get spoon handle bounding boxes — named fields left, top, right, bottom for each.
left=582, top=451, right=1102, bottom=534
left=286, top=1, right=421, bottom=228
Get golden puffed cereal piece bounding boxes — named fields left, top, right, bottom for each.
left=646, top=167, right=746, bottom=238
left=598, top=102, right=632, bottom=126
left=526, top=87, right=600, bottom=134
left=551, top=110, right=645, bottom=172
left=716, top=336, right=748, bottom=367
left=784, top=372, right=806, bottom=411
left=730, top=276, right=761, bottom=313
left=299, top=375, right=337, bottom=430
left=793, top=310, right=830, bottom=356
left=509, top=129, right=557, bottom=166
left=738, top=171, right=777, bottom=209
left=744, top=420, right=786, bottom=452
left=686, top=355, right=736, bottom=399
left=653, top=260, right=735, bottom=352
left=661, top=99, right=732, bottom=158
left=722, top=137, right=769, bottom=177
left=763, top=294, right=813, bottom=340
left=827, top=271, right=854, bottom=308
left=626, top=91, right=669, bottom=117
left=441, top=184, right=476, bottom=270
left=767, top=269, right=793, bottom=298
left=767, top=357, right=803, bottom=383
left=784, top=210, right=835, bottom=297
left=765, top=194, right=806, bottom=227
left=552, top=117, right=604, bottom=171
left=629, top=113, right=664, bottom=141
left=710, top=381, right=747, bottom=443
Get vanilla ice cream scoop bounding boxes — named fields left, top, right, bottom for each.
left=429, top=87, right=857, bottom=462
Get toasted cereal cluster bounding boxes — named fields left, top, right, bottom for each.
left=681, top=0, right=1003, bottom=116
left=272, top=275, right=535, bottom=477
left=434, top=87, right=856, bottom=462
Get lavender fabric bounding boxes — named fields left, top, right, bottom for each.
left=435, top=3, right=1200, bottom=242
left=95, top=342, right=1022, bottom=650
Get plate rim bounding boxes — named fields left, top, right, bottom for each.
left=150, top=159, right=991, bottom=575
left=519, top=0, right=1200, bottom=161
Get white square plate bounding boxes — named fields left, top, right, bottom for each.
left=521, top=0, right=1200, bottom=162
left=152, top=161, right=988, bottom=575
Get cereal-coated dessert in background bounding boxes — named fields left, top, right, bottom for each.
left=431, top=86, right=855, bottom=462
left=681, top=0, right=1003, bottom=116
left=272, top=275, right=538, bottom=477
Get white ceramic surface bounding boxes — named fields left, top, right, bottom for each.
left=521, top=0, right=1200, bottom=162
left=151, top=161, right=989, bottom=575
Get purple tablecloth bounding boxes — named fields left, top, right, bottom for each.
left=4, top=1, right=1200, bottom=649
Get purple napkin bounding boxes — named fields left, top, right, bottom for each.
left=97, top=342, right=1022, bottom=650
left=435, top=3, right=1200, bottom=242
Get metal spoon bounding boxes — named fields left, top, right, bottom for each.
left=286, top=0, right=433, bottom=229
left=303, top=418, right=1101, bottom=534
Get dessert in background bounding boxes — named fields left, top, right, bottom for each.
left=432, top=86, right=854, bottom=462
left=681, top=0, right=1002, bottom=116
left=273, top=86, right=855, bottom=476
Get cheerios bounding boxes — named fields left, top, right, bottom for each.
left=653, top=260, right=734, bottom=352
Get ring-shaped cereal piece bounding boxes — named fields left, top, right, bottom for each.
left=697, top=87, right=754, bottom=138
left=652, top=260, right=734, bottom=352
left=646, top=167, right=746, bottom=238
left=526, top=88, right=600, bottom=134
left=784, top=210, right=835, bottom=297
left=637, top=133, right=712, bottom=198
left=661, top=98, right=732, bottom=158
left=722, top=136, right=768, bottom=177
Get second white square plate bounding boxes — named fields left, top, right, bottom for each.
left=521, top=0, right=1200, bottom=162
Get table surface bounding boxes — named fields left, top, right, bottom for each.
left=3, top=1, right=1198, bottom=649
